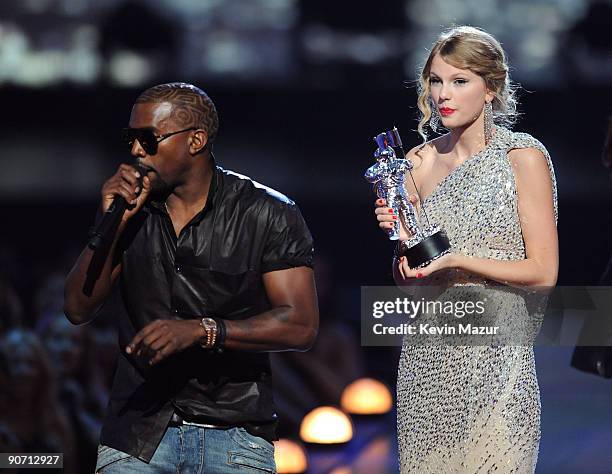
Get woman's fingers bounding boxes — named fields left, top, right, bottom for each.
left=398, top=256, right=426, bottom=280
left=400, top=257, right=414, bottom=279
left=380, top=222, right=395, bottom=232
left=375, top=206, right=395, bottom=219
left=375, top=204, right=397, bottom=233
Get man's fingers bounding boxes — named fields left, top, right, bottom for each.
left=127, top=320, right=162, bottom=354
left=116, top=173, right=139, bottom=196
left=119, top=168, right=139, bottom=186
left=148, top=333, right=173, bottom=352
left=117, top=182, right=138, bottom=201
left=141, top=176, right=151, bottom=193
left=116, top=165, right=141, bottom=192
left=149, top=336, right=182, bottom=365
left=100, top=165, right=150, bottom=218
left=136, top=329, right=167, bottom=356
left=103, top=180, right=138, bottom=204
left=119, top=163, right=141, bottom=176
left=127, top=330, right=146, bottom=354
left=132, top=175, right=151, bottom=203
left=149, top=344, right=173, bottom=366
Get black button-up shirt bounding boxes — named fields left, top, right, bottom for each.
left=99, top=165, right=314, bottom=462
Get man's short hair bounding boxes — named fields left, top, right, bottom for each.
left=136, top=82, right=219, bottom=142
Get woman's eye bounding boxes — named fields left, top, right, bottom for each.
left=454, top=79, right=468, bottom=85
left=429, top=77, right=441, bottom=84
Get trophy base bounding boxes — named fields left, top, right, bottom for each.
left=398, top=228, right=451, bottom=269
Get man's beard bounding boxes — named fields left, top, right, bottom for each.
left=147, top=173, right=172, bottom=201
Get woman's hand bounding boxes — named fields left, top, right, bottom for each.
left=397, top=253, right=456, bottom=280
left=374, top=196, right=419, bottom=240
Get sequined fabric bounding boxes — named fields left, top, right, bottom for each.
left=396, top=127, right=557, bottom=473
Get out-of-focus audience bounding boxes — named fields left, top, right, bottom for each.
left=0, top=277, right=23, bottom=334
left=0, top=248, right=113, bottom=473
left=37, top=313, right=108, bottom=469
left=0, top=329, right=76, bottom=472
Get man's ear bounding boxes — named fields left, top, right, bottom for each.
left=189, top=129, right=209, bottom=155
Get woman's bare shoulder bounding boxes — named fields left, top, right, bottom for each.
left=405, top=136, right=444, bottom=170
left=403, top=138, right=442, bottom=193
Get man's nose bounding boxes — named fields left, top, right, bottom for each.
left=131, top=139, right=146, bottom=157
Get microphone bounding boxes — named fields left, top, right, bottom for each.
left=88, top=164, right=146, bottom=250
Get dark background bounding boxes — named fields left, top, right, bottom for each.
left=0, top=0, right=611, bottom=472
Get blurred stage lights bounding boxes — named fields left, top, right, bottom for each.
left=340, top=377, right=393, bottom=415
left=299, top=406, right=353, bottom=444
left=273, top=439, right=308, bottom=473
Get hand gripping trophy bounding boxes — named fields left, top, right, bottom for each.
left=365, top=127, right=451, bottom=269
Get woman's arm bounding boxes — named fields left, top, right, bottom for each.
left=397, top=147, right=558, bottom=287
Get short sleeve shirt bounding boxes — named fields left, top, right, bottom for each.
left=99, top=165, right=314, bottom=462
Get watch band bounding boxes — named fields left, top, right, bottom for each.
left=211, top=317, right=226, bottom=349
left=199, top=317, right=218, bottom=349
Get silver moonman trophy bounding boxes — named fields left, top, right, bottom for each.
left=365, top=127, right=451, bottom=268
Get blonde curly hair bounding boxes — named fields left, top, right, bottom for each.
left=416, top=26, right=518, bottom=142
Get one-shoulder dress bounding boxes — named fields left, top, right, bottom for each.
left=397, top=127, right=558, bottom=473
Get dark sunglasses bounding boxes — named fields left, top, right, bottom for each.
left=121, top=127, right=197, bottom=155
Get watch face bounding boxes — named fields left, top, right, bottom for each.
left=202, top=318, right=216, bottom=328
left=200, top=318, right=218, bottom=348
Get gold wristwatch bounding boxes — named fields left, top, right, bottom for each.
left=199, top=317, right=218, bottom=349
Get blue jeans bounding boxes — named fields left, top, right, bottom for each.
left=95, top=426, right=276, bottom=473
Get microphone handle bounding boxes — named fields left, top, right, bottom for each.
left=88, top=165, right=145, bottom=251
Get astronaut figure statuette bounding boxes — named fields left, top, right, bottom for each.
left=365, top=127, right=451, bottom=269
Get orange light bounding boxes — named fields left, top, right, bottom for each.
left=299, top=406, right=353, bottom=444
left=340, top=378, right=393, bottom=415
left=273, top=439, right=308, bottom=473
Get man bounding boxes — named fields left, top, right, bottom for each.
left=64, top=82, right=318, bottom=473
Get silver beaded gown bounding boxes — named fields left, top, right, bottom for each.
left=396, top=127, right=558, bottom=473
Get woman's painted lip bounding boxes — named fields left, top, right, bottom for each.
left=439, top=107, right=455, bottom=116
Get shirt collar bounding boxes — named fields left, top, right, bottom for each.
left=147, top=157, right=219, bottom=218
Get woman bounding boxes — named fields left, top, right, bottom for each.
left=374, top=26, right=558, bottom=472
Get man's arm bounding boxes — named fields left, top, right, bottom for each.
left=223, top=266, right=319, bottom=351
left=63, top=233, right=123, bottom=325
left=127, top=266, right=319, bottom=365
left=64, top=164, right=149, bottom=325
